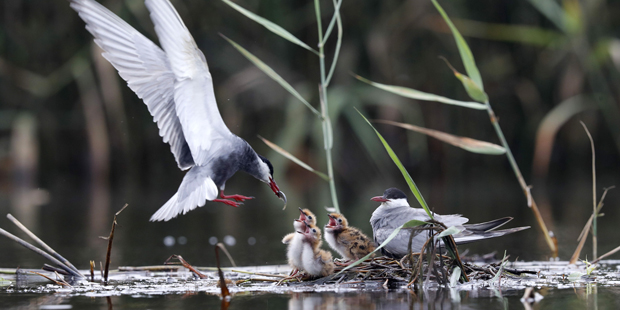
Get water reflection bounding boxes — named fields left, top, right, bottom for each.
left=2, top=285, right=620, bottom=309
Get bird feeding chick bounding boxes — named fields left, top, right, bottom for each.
left=300, top=223, right=334, bottom=278
left=71, top=0, right=286, bottom=222
left=370, top=187, right=530, bottom=258
left=324, top=213, right=375, bottom=265
left=283, top=208, right=316, bottom=276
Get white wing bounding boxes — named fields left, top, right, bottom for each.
left=71, top=0, right=194, bottom=170
left=146, top=0, right=232, bottom=164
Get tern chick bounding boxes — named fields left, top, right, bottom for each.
left=282, top=208, right=316, bottom=245
left=324, top=213, right=375, bottom=263
left=283, top=208, right=316, bottom=276
left=300, top=223, right=334, bottom=278
left=71, top=0, right=286, bottom=222
left=370, top=188, right=530, bottom=258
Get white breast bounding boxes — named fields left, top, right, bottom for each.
left=301, top=243, right=322, bottom=276
left=287, top=234, right=304, bottom=270
left=324, top=229, right=347, bottom=259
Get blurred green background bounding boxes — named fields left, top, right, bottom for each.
left=0, top=0, right=619, bottom=269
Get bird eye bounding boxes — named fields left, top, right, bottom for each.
left=312, top=229, right=316, bottom=233
left=338, top=219, right=342, bottom=223
left=308, top=216, right=313, bottom=220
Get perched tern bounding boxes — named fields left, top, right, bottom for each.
left=370, top=188, right=530, bottom=258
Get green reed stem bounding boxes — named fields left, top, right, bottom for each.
left=315, top=0, right=340, bottom=212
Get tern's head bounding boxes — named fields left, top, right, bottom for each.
left=256, top=155, right=287, bottom=205
left=294, top=208, right=316, bottom=231
left=325, top=213, right=348, bottom=231
left=299, top=223, right=322, bottom=248
left=370, top=187, right=409, bottom=208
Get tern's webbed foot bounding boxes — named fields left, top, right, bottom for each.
left=220, top=191, right=255, bottom=202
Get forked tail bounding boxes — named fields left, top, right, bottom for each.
left=150, top=166, right=218, bottom=221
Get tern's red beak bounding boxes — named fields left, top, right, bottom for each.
left=269, top=177, right=280, bottom=194
left=269, top=177, right=287, bottom=205
left=371, top=196, right=389, bottom=202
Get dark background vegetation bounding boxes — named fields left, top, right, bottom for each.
left=1, top=0, right=619, bottom=268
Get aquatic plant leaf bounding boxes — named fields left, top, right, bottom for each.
left=438, top=57, right=488, bottom=103
left=437, top=226, right=464, bottom=238
left=356, top=109, right=433, bottom=219
left=568, top=272, right=583, bottom=282
left=454, top=71, right=488, bottom=103
left=491, top=251, right=507, bottom=286
left=221, top=35, right=320, bottom=117
left=375, top=120, right=505, bottom=155
left=325, top=0, right=343, bottom=87
left=258, top=136, right=329, bottom=181
left=355, top=75, right=486, bottom=110
left=432, top=0, right=484, bottom=91
left=336, top=219, right=428, bottom=275
left=222, top=0, right=319, bottom=55
left=450, top=266, right=461, bottom=287
left=321, top=0, right=343, bottom=46
left=533, top=96, right=593, bottom=178
left=527, top=0, right=573, bottom=33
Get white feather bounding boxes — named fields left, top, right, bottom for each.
left=71, top=0, right=193, bottom=170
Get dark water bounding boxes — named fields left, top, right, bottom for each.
left=2, top=286, right=620, bottom=309
left=2, top=260, right=620, bottom=309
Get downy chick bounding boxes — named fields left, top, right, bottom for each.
left=283, top=208, right=316, bottom=276
left=282, top=208, right=316, bottom=244
left=301, top=223, right=334, bottom=277
left=324, top=213, right=375, bottom=263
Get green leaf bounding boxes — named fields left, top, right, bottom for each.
left=259, top=136, right=329, bottom=181
left=432, top=0, right=484, bottom=91
left=491, top=251, right=508, bottom=285
left=336, top=219, right=428, bottom=274
left=324, top=0, right=343, bottom=87
left=321, top=0, right=343, bottom=46
left=374, top=120, right=505, bottom=155
left=221, top=35, right=320, bottom=117
left=455, top=72, right=488, bottom=103
left=222, top=0, right=319, bottom=56
left=437, top=226, right=463, bottom=238
left=450, top=266, right=461, bottom=287
left=438, top=57, right=488, bottom=103
left=356, top=108, right=433, bottom=219
left=355, top=75, right=486, bottom=110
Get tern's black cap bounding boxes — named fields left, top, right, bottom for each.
left=383, top=188, right=407, bottom=200
left=258, top=155, right=274, bottom=176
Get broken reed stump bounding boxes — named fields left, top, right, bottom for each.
left=0, top=215, right=83, bottom=278
left=216, top=244, right=231, bottom=309
left=101, top=204, right=128, bottom=285
left=164, top=255, right=209, bottom=279
left=7, top=214, right=84, bottom=277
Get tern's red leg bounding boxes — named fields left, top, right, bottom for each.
left=220, top=190, right=254, bottom=202
left=289, top=268, right=298, bottom=277
left=212, top=199, right=242, bottom=207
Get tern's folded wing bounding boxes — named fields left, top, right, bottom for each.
left=71, top=0, right=194, bottom=170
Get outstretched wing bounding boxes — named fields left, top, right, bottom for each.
left=146, top=0, right=232, bottom=164
left=71, top=0, right=194, bottom=170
